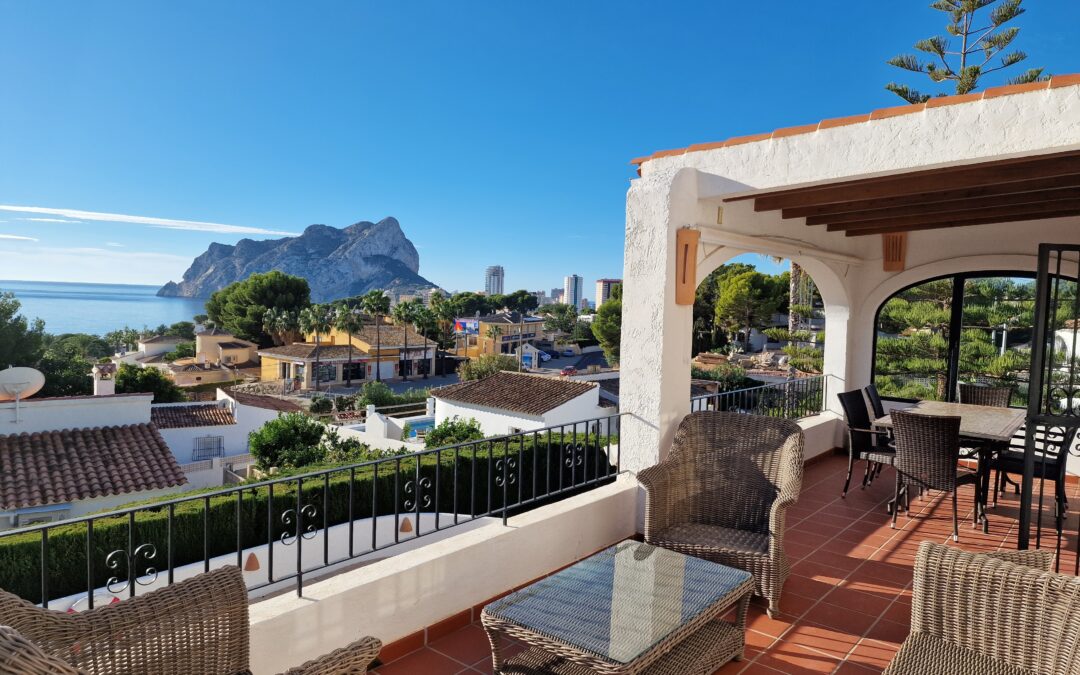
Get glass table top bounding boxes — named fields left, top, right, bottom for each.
left=484, top=540, right=752, bottom=665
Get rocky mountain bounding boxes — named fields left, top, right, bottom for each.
left=157, top=217, right=440, bottom=302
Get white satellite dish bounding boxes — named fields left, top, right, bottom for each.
left=0, top=367, right=45, bottom=401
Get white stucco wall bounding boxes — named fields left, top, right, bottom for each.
left=433, top=389, right=612, bottom=437
left=621, top=84, right=1080, bottom=474
left=0, top=394, right=153, bottom=433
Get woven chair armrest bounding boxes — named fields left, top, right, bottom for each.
left=0, top=626, right=82, bottom=675
left=279, top=635, right=382, bottom=674
left=981, top=548, right=1055, bottom=572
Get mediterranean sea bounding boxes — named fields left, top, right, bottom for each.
left=0, top=280, right=207, bottom=336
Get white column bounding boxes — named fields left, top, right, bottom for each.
left=619, top=168, right=699, bottom=473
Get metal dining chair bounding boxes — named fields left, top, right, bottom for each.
left=837, top=389, right=895, bottom=498
left=864, top=383, right=886, bottom=420
left=891, top=410, right=979, bottom=541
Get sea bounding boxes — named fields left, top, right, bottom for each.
left=0, top=280, right=207, bottom=336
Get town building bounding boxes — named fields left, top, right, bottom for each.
left=594, top=278, right=621, bottom=308
left=475, top=312, right=545, bottom=355
left=550, top=287, right=564, bottom=303
left=166, top=328, right=260, bottom=386
left=257, top=322, right=434, bottom=388
left=432, top=371, right=612, bottom=436
left=484, top=265, right=505, bottom=296
left=563, top=274, right=583, bottom=308
left=111, top=334, right=185, bottom=367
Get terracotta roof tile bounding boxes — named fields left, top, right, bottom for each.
left=140, top=335, right=183, bottom=344
left=351, top=324, right=427, bottom=348
left=0, top=424, right=186, bottom=510
left=224, top=388, right=303, bottom=412
left=432, top=371, right=597, bottom=416
left=258, top=344, right=358, bottom=360
left=631, top=74, right=1078, bottom=167
left=151, top=404, right=237, bottom=429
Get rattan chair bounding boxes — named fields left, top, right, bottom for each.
left=883, top=541, right=1080, bottom=675
left=638, top=412, right=804, bottom=618
left=837, top=389, right=896, bottom=498
left=957, top=382, right=1013, bottom=407
left=0, top=566, right=381, bottom=675
left=890, top=410, right=979, bottom=541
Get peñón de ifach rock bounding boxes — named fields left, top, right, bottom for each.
left=157, top=217, right=440, bottom=302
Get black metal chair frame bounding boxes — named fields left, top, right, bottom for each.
left=837, top=389, right=896, bottom=499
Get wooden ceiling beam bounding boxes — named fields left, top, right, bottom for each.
left=724, top=150, right=1080, bottom=212
left=781, top=174, right=1080, bottom=219
left=807, top=186, right=1080, bottom=226
left=843, top=209, right=1080, bottom=236
left=827, top=199, right=1080, bottom=233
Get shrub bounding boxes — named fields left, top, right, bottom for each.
left=309, top=395, right=333, bottom=414
left=115, top=363, right=186, bottom=403
left=690, top=362, right=755, bottom=391
left=400, top=422, right=413, bottom=440
left=424, top=417, right=484, bottom=447
left=334, top=395, right=357, bottom=412
left=762, top=328, right=790, bottom=344
left=457, top=354, right=518, bottom=381
left=248, top=413, right=327, bottom=469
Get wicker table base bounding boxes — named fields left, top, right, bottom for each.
left=492, top=618, right=748, bottom=675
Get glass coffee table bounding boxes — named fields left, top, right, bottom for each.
left=481, top=540, right=754, bottom=674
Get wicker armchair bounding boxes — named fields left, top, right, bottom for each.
left=883, top=541, right=1080, bottom=675
left=638, top=412, right=803, bottom=618
left=0, top=566, right=381, bottom=675
left=958, top=383, right=1013, bottom=407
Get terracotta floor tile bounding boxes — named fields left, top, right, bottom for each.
left=780, top=622, right=861, bottom=658
left=376, top=647, right=471, bottom=675
left=820, top=586, right=894, bottom=617
left=428, top=624, right=499, bottom=667
left=800, top=603, right=878, bottom=637
left=847, top=639, right=900, bottom=671
left=753, top=642, right=842, bottom=674
left=863, top=619, right=911, bottom=647
left=834, top=661, right=881, bottom=674
left=746, top=607, right=796, bottom=637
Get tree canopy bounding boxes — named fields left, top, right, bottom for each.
left=0, top=292, right=45, bottom=368
left=713, top=269, right=786, bottom=350
left=205, top=271, right=311, bottom=346
left=591, top=284, right=621, bottom=366
left=886, top=0, right=1047, bottom=104
left=114, top=363, right=186, bottom=402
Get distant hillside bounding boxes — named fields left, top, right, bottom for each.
left=157, top=217, right=441, bottom=302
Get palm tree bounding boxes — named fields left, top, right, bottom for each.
left=299, top=304, right=332, bottom=392
left=334, top=303, right=363, bottom=388
left=486, top=324, right=503, bottom=355
left=392, top=299, right=418, bottom=381
left=412, top=304, right=437, bottom=379
left=361, top=290, right=390, bottom=382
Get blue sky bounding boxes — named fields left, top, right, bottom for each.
left=1, top=2, right=1077, bottom=294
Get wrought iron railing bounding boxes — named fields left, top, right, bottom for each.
left=690, top=375, right=826, bottom=419
left=0, top=413, right=622, bottom=609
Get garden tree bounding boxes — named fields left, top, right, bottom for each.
left=457, top=353, right=519, bottom=381
left=886, top=0, right=1047, bottom=104
left=162, top=342, right=195, bottom=361
left=713, top=270, right=785, bottom=350
left=261, top=307, right=302, bottom=346
left=0, top=292, right=45, bottom=368
left=487, top=294, right=508, bottom=312
left=36, top=333, right=112, bottom=397
left=248, top=412, right=327, bottom=469
left=424, top=416, right=485, bottom=447
left=411, top=302, right=437, bottom=378
left=449, top=291, right=491, bottom=317
left=193, top=314, right=208, bottom=325
left=591, top=283, right=622, bottom=366
left=103, top=327, right=141, bottom=353
left=333, top=303, right=364, bottom=388
left=391, top=299, right=419, bottom=381
left=570, top=319, right=598, bottom=346
left=541, top=303, right=578, bottom=334
left=360, top=290, right=391, bottom=382
left=298, top=304, right=333, bottom=391
left=45, top=333, right=113, bottom=360
left=504, top=289, right=539, bottom=314
left=205, top=271, right=311, bottom=346
left=114, top=363, right=186, bottom=402
left=148, top=321, right=196, bottom=340
left=428, top=291, right=459, bottom=349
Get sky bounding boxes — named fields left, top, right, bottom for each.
left=1, top=2, right=1077, bottom=295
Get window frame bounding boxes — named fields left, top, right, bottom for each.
left=871, top=270, right=1037, bottom=404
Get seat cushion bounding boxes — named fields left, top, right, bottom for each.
left=650, top=523, right=768, bottom=555
left=882, top=634, right=1032, bottom=675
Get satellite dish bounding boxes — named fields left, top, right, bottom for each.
left=0, top=366, right=46, bottom=402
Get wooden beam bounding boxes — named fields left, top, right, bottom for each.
left=844, top=209, right=1080, bottom=236
left=723, top=150, right=1080, bottom=211
left=807, top=187, right=1080, bottom=226
left=827, top=199, right=1080, bottom=233
left=780, top=174, right=1080, bottom=219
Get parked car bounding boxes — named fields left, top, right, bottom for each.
left=561, top=348, right=575, bottom=357
left=543, top=349, right=559, bottom=359
left=560, top=366, right=578, bottom=376
left=538, top=351, right=551, bottom=362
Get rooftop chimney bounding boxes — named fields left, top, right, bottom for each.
left=91, top=363, right=117, bottom=396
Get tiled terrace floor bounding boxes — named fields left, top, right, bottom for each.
left=373, top=454, right=1080, bottom=674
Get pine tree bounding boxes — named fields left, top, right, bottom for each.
left=886, top=0, right=1047, bottom=104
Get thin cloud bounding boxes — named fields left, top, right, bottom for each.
left=0, top=204, right=297, bottom=236
left=105, top=242, right=124, bottom=247
left=20, top=217, right=83, bottom=224
left=0, top=233, right=38, bottom=242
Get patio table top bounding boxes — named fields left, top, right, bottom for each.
left=874, top=400, right=1025, bottom=443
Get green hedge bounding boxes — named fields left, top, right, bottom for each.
left=0, top=432, right=616, bottom=603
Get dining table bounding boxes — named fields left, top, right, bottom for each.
left=873, top=400, right=1026, bottom=530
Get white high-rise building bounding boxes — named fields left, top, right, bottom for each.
left=563, top=274, right=583, bottom=308
left=484, top=265, right=505, bottom=296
